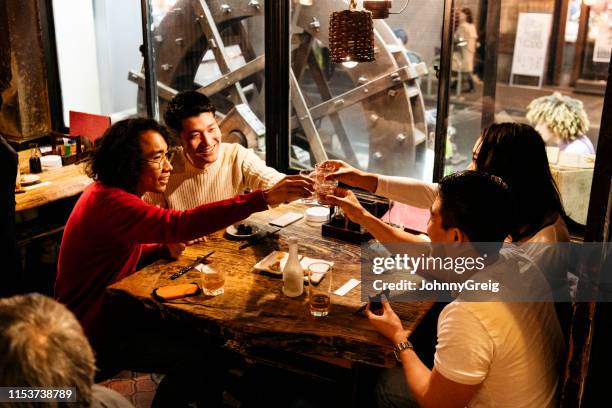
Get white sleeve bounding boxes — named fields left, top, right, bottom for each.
left=434, top=302, right=494, bottom=385
left=375, top=176, right=438, bottom=209
left=239, top=146, right=285, bottom=190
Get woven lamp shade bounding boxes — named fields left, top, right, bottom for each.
left=329, top=9, right=375, bottom=63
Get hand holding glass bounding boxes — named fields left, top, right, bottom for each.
left=299, top=170, right=317, bottom=205
left=314, top=163, right=338, bottom=205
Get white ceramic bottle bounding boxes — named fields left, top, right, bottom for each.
left=282, top=237, right=304, bottom=297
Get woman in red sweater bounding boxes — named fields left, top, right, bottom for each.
left=55, top=118, right=312, bottom=407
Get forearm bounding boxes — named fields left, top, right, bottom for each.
left=110, top=189, right=268, bottom=245
left=398, top=349, right=436, bottom=408
left=355, top=171, right=379, bottom=193
left=375, top=176, right=437, bottom=209
left=359, top=211, right=428, bottom=244
left=140, top=243, right=165, bottom=264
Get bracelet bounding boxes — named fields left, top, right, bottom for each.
left=393, top=338, right=414, bottom=361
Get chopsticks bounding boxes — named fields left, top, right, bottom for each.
left=169, top=250, right=215, bottom=280
left=239, top=228, right=281, bottom=250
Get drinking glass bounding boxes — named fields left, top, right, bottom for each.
left=299, top=169, right=317, bottom=205
left=313, top=163, right=338, bottom=205
left=308, top=262, right=332, bottom=316
left=198, top=264, right=225, bottom=296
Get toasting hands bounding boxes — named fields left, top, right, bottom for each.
left=263, top=175, right=314, bottom=206
left=320, top=160, right=378, bottom=193
left=321, top=188, right=368, bottom=222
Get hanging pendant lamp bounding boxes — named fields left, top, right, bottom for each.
left=329, top=0, right=375, bottom=64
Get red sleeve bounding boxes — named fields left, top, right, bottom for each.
left=100, top=188, right=268, bottom=244
left=141, top=243, right=164, bottom=258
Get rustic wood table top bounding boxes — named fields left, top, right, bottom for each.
left=16, top=150, right=92, bottom=213
left=108, top=203, right=434, bottom=368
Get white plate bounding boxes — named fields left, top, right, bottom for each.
left=253, top=251, right=333, bottom=284
left=225, top=223, right=260, bottom=239
left=20, top=174, right=41, bottom=186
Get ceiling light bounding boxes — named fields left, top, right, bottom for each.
left=341, top=60, right=359, bottom=68
left=329, top=0, right=375, bottom=64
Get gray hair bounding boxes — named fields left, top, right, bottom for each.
left=0, top=294, right=96, bottom=407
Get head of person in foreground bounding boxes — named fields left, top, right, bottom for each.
left=0, top=294, right=97, bottom=407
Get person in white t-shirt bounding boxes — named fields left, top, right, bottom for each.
left=324, top=171, right=565, bottom=408
left=145, top=91, right=285, bottom=210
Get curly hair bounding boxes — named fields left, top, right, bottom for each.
left=85, top=118, right=175, bottom=194
left=526, top=92, right=589, bottom=143
left=164, top=91, right=216, bottom=132
left=475, top=123, right=565, bottom=240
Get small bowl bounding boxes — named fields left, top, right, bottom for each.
left=305, top=206, right=330, bottom=226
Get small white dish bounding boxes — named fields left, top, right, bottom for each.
left=253, top=250, right=333, bottom=284
left=305, top=206, right=330, bottom=224
left=225, top=223, right=260, bottom=239
left=20, top=174, right=41, bottom=186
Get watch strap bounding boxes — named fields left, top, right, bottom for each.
left=393, top=338, right=414, bottom=361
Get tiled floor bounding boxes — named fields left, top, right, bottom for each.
left=99, top=371, right=160, bottom=408
left=98, top=371, right=243, bottom=407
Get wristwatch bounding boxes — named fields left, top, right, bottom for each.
left=393, top=338, right=414, bottom=361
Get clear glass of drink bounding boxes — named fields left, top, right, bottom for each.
left=299, top=169, right=317, bottom=205
left=308, top=262, right=332, bottom=317
left=198, top=264, right=225, bottom=296
left=313, top=163, right=338, bottom=205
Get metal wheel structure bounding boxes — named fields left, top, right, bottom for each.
left=131, top=0, right=428, bottom=176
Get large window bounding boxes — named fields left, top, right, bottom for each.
left=441, top=0, right=606, bottom=226
left=289, top=0, right=443, bottom=181
left=50, top=0, right=608, bottom=228
left=146, top=0, right=267, bottom=153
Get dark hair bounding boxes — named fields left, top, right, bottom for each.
left=461, top=7, right=473, bottom=24
left=164, top=91, right=216, bottom=132
left=85, top=118, right=174, bottom=194
left=438, top=171, right=515, bottom=252
left=475, top=122, right=565, bottom=240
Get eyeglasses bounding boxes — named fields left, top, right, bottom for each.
left=142, top=148, right=177, bottom=169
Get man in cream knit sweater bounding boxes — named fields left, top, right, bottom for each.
left=145, top=91, right=284, bottom=210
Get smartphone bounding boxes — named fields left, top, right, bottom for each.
left=355, top=288, right=390, bottom=316
left=368, top=288, right=390, bottom=315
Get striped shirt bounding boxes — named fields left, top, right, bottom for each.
left=144, top=143, right=284, bottom=210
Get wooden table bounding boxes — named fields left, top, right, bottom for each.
left=108, top=204, right=433, bottom=368
left=16, top=152, right=92, bottom=213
